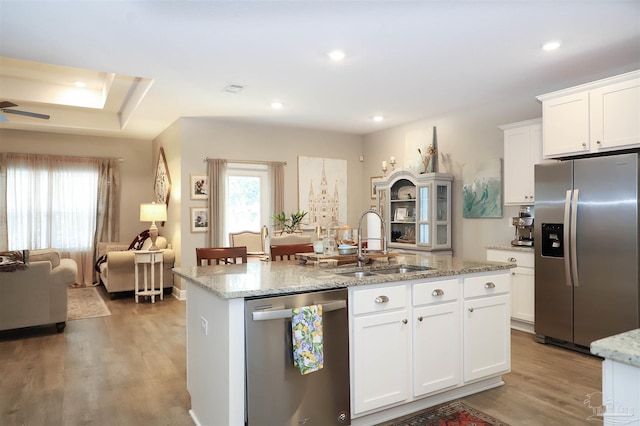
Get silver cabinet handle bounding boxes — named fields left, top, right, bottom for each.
left=508, top=257, right=517, bottom=263
left=375, top=295, right=389, bottom=303
left=431, top=289, right=444, bottom=297
left=582, top=142, right=587, bottom=147
left=484, top=282, right=496, bottom=289
left=417, top=316, right=423, bottom=321
left=468, top=307, right=474, bottom=312
left=402, top=319, right=408, bottom=324
left=596, top=140, right=602, bottom=145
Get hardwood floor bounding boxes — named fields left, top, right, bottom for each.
left=0, top=286, right=192, bottom=426
left=0, top=287, right=602, bottom=426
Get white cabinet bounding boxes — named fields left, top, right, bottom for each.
left=499, top=118, right=544, bottom=205
left=487, top=248, right=535, bottom=333
left=463, top=273, right=511, bottom=382
left=538, top=70, right=640, bottom=159
left=374, top=169, right=453, bottom=252
left=412, top=279, right=460, bottom=397
left=351, top=284, right=410, bottom=415
left=350, top=271, right=511, bottom=418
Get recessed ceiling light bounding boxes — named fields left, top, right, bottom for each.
left=328, top=50, right=346, bottom=61
left=372, top=115, right=384, bottom=122
left=74, top=81, right=86, bottom=88
left=271, top=101, right=283, bottom=110
left=542, top=41, right=561, bottom=51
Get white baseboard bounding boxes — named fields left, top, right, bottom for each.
left=511, top=318, right=535, bottom=334
left=172, top=286, right=186, bottom=300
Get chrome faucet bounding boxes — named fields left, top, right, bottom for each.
left=357, top=209, right=387, bottom=267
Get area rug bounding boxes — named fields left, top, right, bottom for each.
left=383, top=401, right=510, bottom=426
left=67, top=287, right=111, bottom=321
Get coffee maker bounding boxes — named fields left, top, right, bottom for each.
left=511, top=206, right=534, bottom=247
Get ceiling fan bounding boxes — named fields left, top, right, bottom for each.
left=0, top=101, right=50, bottom=122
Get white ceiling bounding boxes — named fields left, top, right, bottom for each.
left=0, top=1, right=639, bottom=140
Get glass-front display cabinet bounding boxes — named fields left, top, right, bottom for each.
left=374, top=169, right=453, bottom=252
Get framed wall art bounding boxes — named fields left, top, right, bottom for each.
left=462, top=158, right=503, bottom=218
left=370, top=176, right=382, bottom=199
left=154, top=147, right=172, bottom=207
left=298, top=156, right=347, bottom=229
left=190, top=174, right=208, bottom=200
left=190, top=207, right=209, bottom=233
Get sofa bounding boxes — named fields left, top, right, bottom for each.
left=97, top=236, right=175, bottom=296
left=0, top=249, right=77, bottom=332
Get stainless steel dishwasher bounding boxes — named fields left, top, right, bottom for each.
left=245, top=288, right=350, bottom=426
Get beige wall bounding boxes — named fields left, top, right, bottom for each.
left=173, top=118, right=364, bottom=271
left=361, top=99, right=541, bottom=260
left=0, top=129, right=153, bottom=240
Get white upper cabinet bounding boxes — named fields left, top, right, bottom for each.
left=500, top=118, right=545, bottom=205
left=537, top=70, right=640, bottom=159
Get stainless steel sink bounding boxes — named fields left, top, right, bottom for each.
left=334, top=270, right=376, bottom=279
left=373, top=265, right=433, bottom=275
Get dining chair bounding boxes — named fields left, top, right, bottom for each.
left=270, top=243, right=314, bottom=261
left=229, top=230, right=264, bottom=256
left=196, top=246, right=248, bottom=265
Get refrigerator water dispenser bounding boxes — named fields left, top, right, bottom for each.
left=541, top=223, right=563, bottom=258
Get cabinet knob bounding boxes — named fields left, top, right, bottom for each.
left=402, top=319, right=408, bottom=324
left=417, top=316, right=424, bottom=322
left=508, top=257, right=517, bottom=263
left=431, top=289, right=444, bottom=297
left=596, top=140, right=602, bottom=145
left=375, top=295, right=389, bottom=303
left=468, top=307, right=474, bottom=313
left=484, top=282, right=496, bottom=289
left=582, top=143, right=587, bottom=148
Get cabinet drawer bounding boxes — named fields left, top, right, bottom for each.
left=413, top=279, right=459, bottom=306
left=487, top=249, right=534, bottom=268
left=352, top=284, right=408, bottom=315
left=464, top=273, right=510, bottom=299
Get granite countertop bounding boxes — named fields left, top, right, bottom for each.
left=486, top=245, right=534, bottom=252
left=590, top=329, right=640, bottom=368
left=172, top=254, right=514, bottom=299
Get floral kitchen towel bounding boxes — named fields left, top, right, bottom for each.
left=291, top=304, right=323, bottom=375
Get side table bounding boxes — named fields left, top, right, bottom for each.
left=134, top=250, right=163, bottom=303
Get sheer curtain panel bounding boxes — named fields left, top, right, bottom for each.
left=1, top=153, right=120, bottom=285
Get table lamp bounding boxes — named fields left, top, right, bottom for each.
left=140, top=202, right=167, bottom=251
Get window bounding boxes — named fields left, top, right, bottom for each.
left=5, top=155, right=99, bottom=251
left=225, top=163, right=270, bottom=235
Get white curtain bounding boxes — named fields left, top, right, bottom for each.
left=0, top=153, right=120, bottom=285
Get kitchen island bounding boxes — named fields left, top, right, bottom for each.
left=591, top=329, right=640, bottom=425
left=173, top=254, right=514, bottom=426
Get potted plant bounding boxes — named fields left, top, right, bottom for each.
left=272, top=211, right=308, bottom=235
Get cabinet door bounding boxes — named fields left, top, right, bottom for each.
left=504, top=127, right=534, bottom=204
left=352, top=310, right=410, bottom=414
left=511, top=266, right=534, bottom=323
left=463, top=294, right=511, bottom=382
left=591, top=78, right=640, bottom=151
left=413, top=302, right=461, bottom=397
left=542, top=92, right=590, bottom=158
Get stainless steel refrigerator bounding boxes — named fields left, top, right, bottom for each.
left=534, top=152, right=640, bottom=349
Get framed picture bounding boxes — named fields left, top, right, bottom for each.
left=298, top=156, right=347, bottom=229
left=190, top=207, right=209, bottom=233
left=394, top=207, right=408, bottom=222
left=190, top=174, right=208, bottom=200
left=370, top=176, right=382, bottom=199
left=154, top=147, right=172, bottom=207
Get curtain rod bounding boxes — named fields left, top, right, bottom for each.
left=204, top=158, right=287, bottom=166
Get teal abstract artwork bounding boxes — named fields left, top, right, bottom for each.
left=462, top=159, right=502, bottom=218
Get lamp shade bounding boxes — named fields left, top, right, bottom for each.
left=140, top=202, right=167, bottom=222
